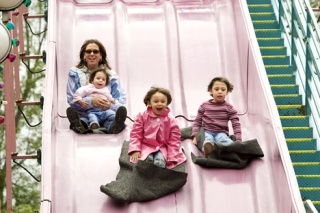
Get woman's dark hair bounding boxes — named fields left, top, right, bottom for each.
left=76, top=39, right=112, bottom=70
left=143, top=86, right=172, bottom=106
left=89, top=68, right=110, bottom=86
left=207, top=77, right=234, bottom=93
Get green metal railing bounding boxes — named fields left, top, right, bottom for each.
left=274, top=0, right=320, bottom=149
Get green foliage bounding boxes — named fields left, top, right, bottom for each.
left=310, top=0, right=320, bottom=8
left=310, top=0, right=320, bottom=21
left=13, top=204, right=35, bottom=213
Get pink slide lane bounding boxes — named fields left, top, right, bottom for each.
left=40, top=0, right=306, bottom=212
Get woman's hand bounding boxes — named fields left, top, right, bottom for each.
left=92, top=96, right=110, bottom=110
left=192, top=137, right=197, bottom=145
left=130, top=151, right=141, bottom=163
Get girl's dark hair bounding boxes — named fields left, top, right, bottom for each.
left=207, top=77, right=234, bottom=93
left=143, top=86, right=172, bottom=106
left=76, top=39, right=112, bottom=70
left=89, top=68, right=110, bottom=86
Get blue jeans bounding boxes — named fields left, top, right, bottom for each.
left=147, top=151, right=166, bottom=168
left=87, top=108, right=115, bottom=127
left=80, top=109, right=116, bottom=133
left=202, top=131, right=234, bottom=151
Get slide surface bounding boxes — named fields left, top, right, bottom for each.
left=40, top=0, right=305, bottom=212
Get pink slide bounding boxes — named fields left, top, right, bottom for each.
left=40, top=0, right=305, bottom=212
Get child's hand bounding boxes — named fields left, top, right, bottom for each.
left=192, top=137, right=197, bottom=145
left=77, top=100, right=88, bottom=109
left=130, top=151, right=141, bottom=163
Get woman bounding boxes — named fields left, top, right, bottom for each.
left=66, top=39, right=127, bottom=134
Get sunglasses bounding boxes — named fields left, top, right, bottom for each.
left=85, top=49, right=100, bottom=54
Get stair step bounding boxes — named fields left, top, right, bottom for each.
left=255, top=29, right=281, bottom=37
left=293, top=162, right=320, bottom=175
left=277, top=105, right=305, bottom=116
left=250, top=12, right=276, bottom=21
left=297, top=175, right=320, bottom=187
left=258, top=37, right=284, bottom=46
left=268, top=74, right=295, bottom=84
left=280, top=116, right=309, bottom=126
left=253, top=20, right=279, bottom=29
left=247, top=1, right=272, bottom=5
left=247, top=4, right=274, bottom=13
left=265, top=65, right=293, bottom=75
left=286, top=138, right=316, bottom=150
left=260, top=47, right=287, bottom=55
left=274, top=94, right=302, bottom=105
left=271, top=84, right=298, bottom=94
left=283, top=127, right=313, bottom=138
left=262, top=55, right=290, bottom=65
left=289, top=150, right=319, bottom=162
left=300, top=187, right=320, bottom=201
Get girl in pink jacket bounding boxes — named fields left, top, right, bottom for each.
left=128, top=86, right=187, bottom=169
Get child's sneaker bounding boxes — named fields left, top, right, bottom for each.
left=89, top=122, right=99, bottom=129
left=66, top=107, right=86, bottom=133
left=111, top=106, right=127, bottom=134
left=203, top=142, right=214, bottom=157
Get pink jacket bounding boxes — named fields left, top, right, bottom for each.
left=128, top=107, right=186, bottom=169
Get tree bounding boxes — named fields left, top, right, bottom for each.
left=310, top=0, right=320, bottom=8
left=0, top=0, right=47, bottom=212
left=309, top=0, right=320, bottom=21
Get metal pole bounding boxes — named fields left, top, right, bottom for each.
left=4, top=59, right=16, bottom=213
left=305, top=11, right=311, bottom=115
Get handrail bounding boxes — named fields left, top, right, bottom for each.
left=275, top=0, right=320, bottom=150
left=305, top=199, right=318, bottom=213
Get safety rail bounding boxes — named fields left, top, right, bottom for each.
left=272, top=0, right=320, bottom=151
left=305, top=199, right=318, bottom=213
left=271, top=0, right=320, bottom=211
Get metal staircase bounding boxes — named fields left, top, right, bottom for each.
left=247, top=0, right=320, bottom=211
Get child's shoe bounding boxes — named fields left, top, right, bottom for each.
left=89, top=122, right=99, bottom=129
left=203, top=142, right=214, bottom=157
